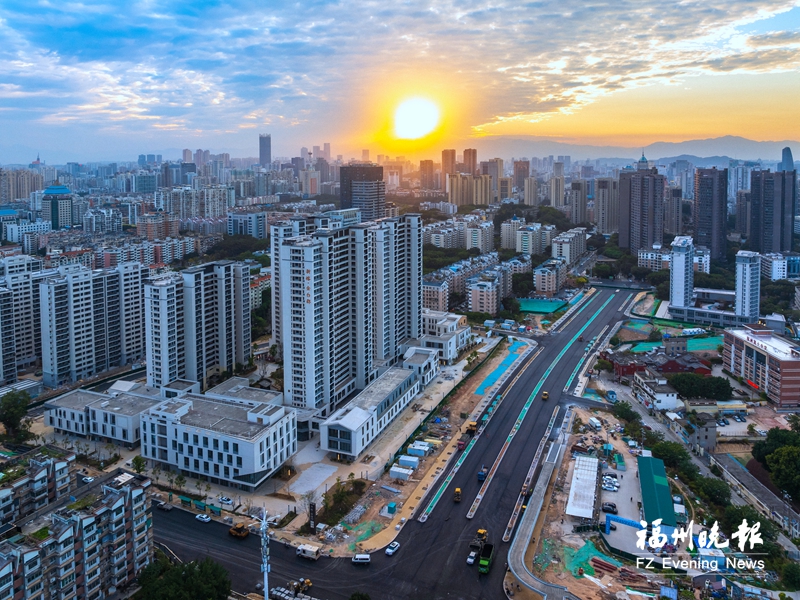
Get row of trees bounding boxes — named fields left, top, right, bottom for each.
left=667, top=373, right=733, bottom=402
left=753, top=419, right=800, bottom=502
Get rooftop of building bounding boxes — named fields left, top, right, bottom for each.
left=637, top=455, right=676, bottom=528
left=727, top=327, right=800, bottom=360
left=323, top=367, right=416, bottom=433
left=162, top=394, right=284, bottom=439
left=671, top=236, right=693, bottom=248
left=93, top=393, right=163, bottom=416
left=44, top=389, right=108, bottom=410
left=206, top=377, right=283, bottom=404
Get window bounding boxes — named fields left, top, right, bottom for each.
left=223, top=441, right=229, bottom=452
left=232, top=443, right=239, bottom=454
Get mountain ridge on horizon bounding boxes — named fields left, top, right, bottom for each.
left=470, top=134, right=798, bottom=164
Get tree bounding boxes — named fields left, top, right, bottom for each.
left=136, top=557, right=231, bottom=600
left=595, top=359, right=613, bottom=373
left=152, top=464, right=162, bottom=485
left=787, top=413, right=800, bottom=433
left=348, top=472, right=356, bottom=492
left=651, top=441, right=691, bottom=470
left=0, top=390, right=32, bottom=441
left=766, top=446, right=800, bottom=499
left=300, top=490, right=318, bottom=518
left=747, top=423, right=757, bottom=436
left=668, top=373, right=732, bottom=401
left=753, top=428, right=800, bottom=468
left=131, top=455, right=146, bottom=474
left=611, top=401, right=640, bottom=423
left=783, top=562, right=800, bottom=588
left=174, top=474, right=186, bottom=492
left=512, top=273, right=534, bottom=297
left=698, top=476, right=731, bottom=506
left=630, top=266, right=651, bottom=281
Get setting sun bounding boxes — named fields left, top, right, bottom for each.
left=394, top=98, right=439, bottom=139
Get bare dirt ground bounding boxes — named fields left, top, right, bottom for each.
left=633, top=295, right=655, bottom=316
left=615, top=328, right=648, bottom=343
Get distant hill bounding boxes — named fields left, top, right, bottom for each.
left=468, top=135, right=798, bottom=164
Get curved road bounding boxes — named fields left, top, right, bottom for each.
left=154, top=288, right=630, bottom=599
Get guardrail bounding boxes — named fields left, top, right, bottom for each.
left=502, top=406, right=560, bottom=542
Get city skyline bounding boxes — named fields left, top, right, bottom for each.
left=1, top=2, right=800, bottom=162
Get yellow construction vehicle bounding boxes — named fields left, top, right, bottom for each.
left=229, top=523, right=249, bottom=538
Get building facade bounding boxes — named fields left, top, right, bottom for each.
left=723, top=324, right=800, bottom=409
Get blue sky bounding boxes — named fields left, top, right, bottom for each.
left=1, top=0, right=800, bottom=163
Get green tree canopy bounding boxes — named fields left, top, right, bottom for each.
left=752, top=428, right=800, bottom=469
left=611, top=401, right=640, bottom=423
left=131, top=455, right=146, bottom=474
left=136, top=557, right=230, bottom=600
left=766, top=446, right=800, bottom=499
left=0, top=390, right=31, bottom=441
left=667, top=373, right=732, bottom=401
left=697, top=476, right=731, bottom=506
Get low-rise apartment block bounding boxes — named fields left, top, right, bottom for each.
left=0, top=471, right=153, bottom=600
left=551, top=227, right=587, bottom=267
left=637, top=243, right=711, bottom=273
left=533, top=258, right=567, bottom=296
left=632, top=368, right=680, bottom=411
left=0, top=446, right=76, bottom=527
left=402, top=309, right=472, bottom=364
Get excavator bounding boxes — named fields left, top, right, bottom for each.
left=287, top=578, right=313, bottom=595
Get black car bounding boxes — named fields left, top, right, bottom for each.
left=601, top=503, right=618, bottom=514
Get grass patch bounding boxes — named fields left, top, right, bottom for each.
left=67, top=494, right=97, bottom=511
left=276, top=511, right=297, bottom=529
left=31, top=527, right=49, bottom=541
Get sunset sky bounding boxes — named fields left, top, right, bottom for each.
left=1, top=0, right=800, bottom=162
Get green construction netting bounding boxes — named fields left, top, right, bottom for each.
left=563, top=540, right=622, bottom=577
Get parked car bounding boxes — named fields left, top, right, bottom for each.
left=385, top=541, right=400, bottom=556
left=602, top=503, right=618, bottom=514
left=603, top=472, right=617, bottom=479
left=723, top=418, right=730, bottom=425
left=82, top=476, right=94, bottom=483
left=195, top=514, right=212, bottom=523
left=219, top=496, right=233, bottom=505
left=602, top=485, right=618, bottom=492
left=467, top=551, right=477, bottom=565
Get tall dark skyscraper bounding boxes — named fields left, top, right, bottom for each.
left=750, top=169, right=797, bottom=253
left=259, top=133, right=272, bottom=168
left=781, top=146, right=794, bottom=172
left=618, top=155, right=665, bottom=252
left=464, top=149, right=478, bottom=176
left=694, top=168, right=728, bottom=260
left=441, top=149, right=456, bottom=191
left=513, top=160, right=530, bottom=191
left=419, top=160, right=435, bottom=190
left=340, top=165, right=384, bottom=219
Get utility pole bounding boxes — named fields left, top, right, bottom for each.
left=259, top=505, right=270, bottom=596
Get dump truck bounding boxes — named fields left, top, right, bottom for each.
left=457, top=433, right=470, bottom=451
left=469, top=529, right=488, bottom=552
left=296, top=544, right=322, bottom=560
left=466, top=421, right=478, bottom=436
left=477, top=465, right=488, bottom=482
left=454, top=488, right=462, bottom=502
left=478, top=543, right=495, bottom=574
left=229, top=523, right=249, bottom=538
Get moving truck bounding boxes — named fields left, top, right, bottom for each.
left=296, top=544, right=322, bottom=560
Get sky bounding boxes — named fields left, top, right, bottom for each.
left=1, top=0, right=800, bottom=163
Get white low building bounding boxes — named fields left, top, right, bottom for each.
left=632, top=368, right=680, bottom=411
left=45, top=377, right=297, bottom=492
left=320, top=367, right=420, bottom=461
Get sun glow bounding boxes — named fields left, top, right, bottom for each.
left=394, top=98, right=439, bottom=139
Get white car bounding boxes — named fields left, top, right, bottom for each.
left=195, top=514, right=212, bottom=523
left=82, top=476, right=94, bottom=483
left=385, top=541, right=400, bottom=556
left=467, top=551, right=477, bottom=565
left=219, top=496, right=233, bottom=505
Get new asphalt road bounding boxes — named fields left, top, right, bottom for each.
left=153, top=288, right=630, bottom=599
